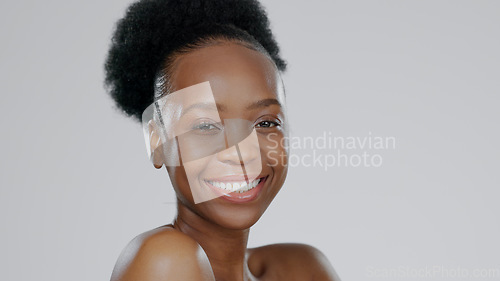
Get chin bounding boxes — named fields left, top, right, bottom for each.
left=200, top=201, right=267, bottom=230
left=168, top=165, right=285, bottom=230
left=197, top=174, right=280, bottom=230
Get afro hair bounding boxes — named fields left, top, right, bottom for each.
left=104, top=0, right=287, bottom=122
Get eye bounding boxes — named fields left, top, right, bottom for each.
left=194, top=123, right=216, bottom=130
left=256, top=120, right=280, bottom=128
left=191, top=121, right=222, bottom=134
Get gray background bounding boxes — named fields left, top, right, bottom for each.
left=1, top=0, right=499, bottom=280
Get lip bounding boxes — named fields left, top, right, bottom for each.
left=203, top=175, right=268, bottom=203
left=205, top=174, right=262, bottom=182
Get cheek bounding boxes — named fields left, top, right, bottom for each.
left=259, top=133, right=288, bottom=208
left=259, top=132, right=288, bottom=171
left=166, top=165, right=189, bottom=205
left=169, top=134, right=220, bottom=203
left=182, top=155, right=213, bottom=187
left=179, top=155, right=216, bottom=204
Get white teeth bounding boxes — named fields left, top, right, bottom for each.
left=206, top=178, right=263, bottom=193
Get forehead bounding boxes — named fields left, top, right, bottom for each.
left=169, top=43, right=282, bottom=105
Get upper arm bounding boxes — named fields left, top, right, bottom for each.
left=110, top=228, right=215, bottom=281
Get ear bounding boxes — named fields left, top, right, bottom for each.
left=148, top=120, right=164, bottom=169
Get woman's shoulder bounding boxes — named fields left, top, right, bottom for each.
left=110, top=225, right=215, bottom=281
left=248, top=243, right=341, bottom=281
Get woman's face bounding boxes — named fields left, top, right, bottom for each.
left=159, top=42, right=288, bottom=230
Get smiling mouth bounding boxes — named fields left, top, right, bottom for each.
left=202, top=176, right=268, bottom=203
left=205, top=177, right=263, bottom=193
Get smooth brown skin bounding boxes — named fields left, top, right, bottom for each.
left=110, top=43, right=341, bottom=281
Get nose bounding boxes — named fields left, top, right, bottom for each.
left=216, top=119, right=260, bottom=166
left=216, top=135, right=260, bottom=165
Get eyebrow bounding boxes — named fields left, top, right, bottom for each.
left=181, top=102, right=224, bottom=117
left=180, top=98, right=281, bottom=116
left=245, top=98, right=282, bottom=110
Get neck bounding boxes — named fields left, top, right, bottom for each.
left=173, top=200, right=255, bottom=281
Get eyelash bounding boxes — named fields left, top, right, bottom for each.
left=191, top=118, right=281, bottom=133
left=255, top=120, right=281, bottom=128
left=192, top=121, right=221, bottom=131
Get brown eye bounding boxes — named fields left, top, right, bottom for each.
left=256, top=120, right=280, bottom=128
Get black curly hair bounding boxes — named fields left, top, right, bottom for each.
left=104, top=0, right=287, bottom=122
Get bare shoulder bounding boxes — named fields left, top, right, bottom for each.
left=110, top=225, right=215, bottom=281
left=248, top=243, right=341, bottom=281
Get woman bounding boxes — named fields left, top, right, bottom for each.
left=105, top=0, right=340, bottom=280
